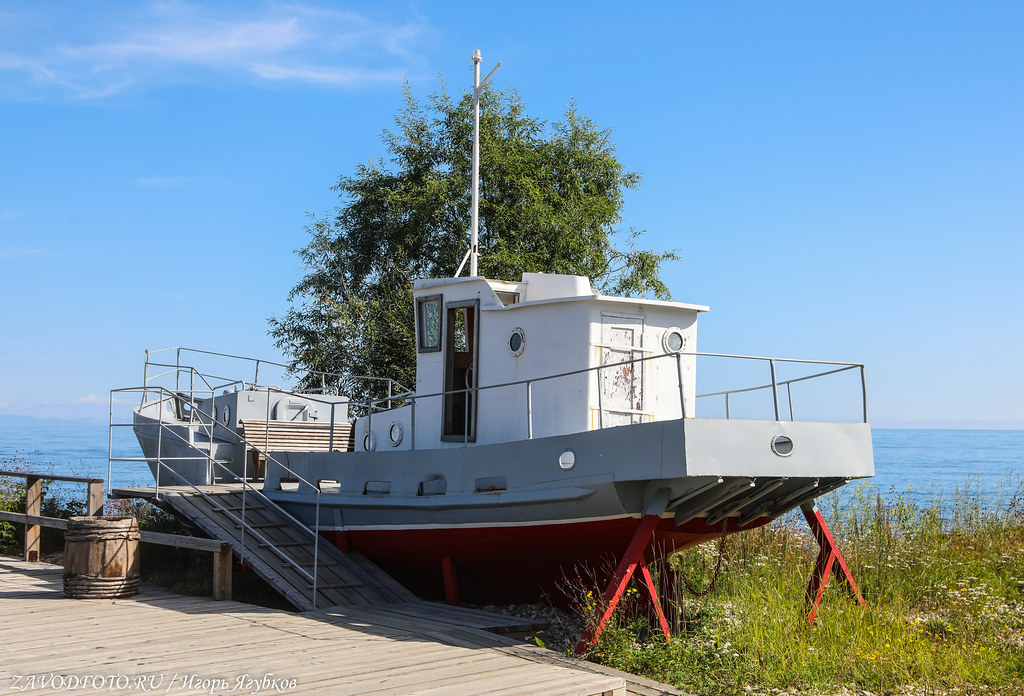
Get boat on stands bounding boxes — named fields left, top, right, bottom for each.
left=123, top=269, right=873, bottom=603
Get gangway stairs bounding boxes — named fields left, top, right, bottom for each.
left=112, top=484, right=417, bottom=611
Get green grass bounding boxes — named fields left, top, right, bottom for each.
left=574, top=477, right=1024, bottom=695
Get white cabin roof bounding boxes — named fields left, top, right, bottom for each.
left=412, top=273, right=709, bottom=313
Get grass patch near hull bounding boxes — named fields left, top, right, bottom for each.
left=577, top=477, right=1024, bottom=695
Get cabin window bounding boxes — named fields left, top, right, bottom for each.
left=509, top=328, right=525, bottom=356
left=662, top=327, right=686, bottom=353
left=416, top=295, right=442, bottom=352
left=495, top=291, right=520, bottom=306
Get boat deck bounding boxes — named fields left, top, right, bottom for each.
left=0, top=557, right=686, bottom=696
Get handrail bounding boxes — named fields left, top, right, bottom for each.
left=203, top=349, right=865, bottom=461
left=110, top=385, right=326, bottom=609
left=695, top=364, right=859, bottom=399
left=145, top=347, right=411, bottom=397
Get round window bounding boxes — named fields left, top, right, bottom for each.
left=389, top=422, right=403, bottom=447
left=363, top=432, right=376, bottom=452
left=558, top=449, right=576, bottom=470
left=509, top=328, right=526, bottom=356
left=771, top=434, right=794, bottom=457
left=221, top=405, right=231, bottom=425
left=662, top=327, right=686, bottom=353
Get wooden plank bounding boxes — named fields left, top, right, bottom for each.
left=140, top=530, right=231, bottom=553
left=0, top=469, right=104, bottom=484
left=0, top=510, right=69, bottom=529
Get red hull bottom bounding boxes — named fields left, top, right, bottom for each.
left=322, top=515, right=769, bottom=604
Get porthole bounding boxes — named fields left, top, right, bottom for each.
left=558, top=449, right=576, bottom=470
left=509, top=328, right=526, bottom=356
left=662, top=327, right=686, bottom=353
left=362, top=432, right=376, bottom=452
left=389, top=422, right=404, bottom=447
left=221, top=405, right=231, bottom=425
left=771, top=434, right=794, bottom=457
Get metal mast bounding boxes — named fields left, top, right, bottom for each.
left=470, top=49, right=501, bottom=277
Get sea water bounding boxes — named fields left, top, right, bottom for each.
left=0, top=421, right=1021, bottom=507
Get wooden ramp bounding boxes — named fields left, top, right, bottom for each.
left=113, top=484, right=416, bottom=611
left=0, top=558, right=634, bottom=696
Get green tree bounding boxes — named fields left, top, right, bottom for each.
left=269, top=81, right=676, bottom=403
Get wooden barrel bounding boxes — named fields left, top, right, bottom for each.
left=63, top=516, right=140, bottom=599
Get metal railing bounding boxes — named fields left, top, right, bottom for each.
left=109, top=385, right=326, bottom=610
left=246, top=350, right=867, bottom=453
left=691, top=353, right=868, bottom=423
left=143, top=347, right=409, bottom=403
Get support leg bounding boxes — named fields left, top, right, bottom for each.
left=802, top=503, right=867, bottom=625
left=442, top=556, right=459, bottom=606
left=574, top=514, right=668, bottom=654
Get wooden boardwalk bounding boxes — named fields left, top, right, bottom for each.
left=0, top=558, right=685, bottom=696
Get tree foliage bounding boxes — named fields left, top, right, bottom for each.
left=269, top=81, right=677, bottom=401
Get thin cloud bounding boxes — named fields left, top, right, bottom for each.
left=0, top=248, right=43, bottom=260
left=0, top=2, right=430, bottom=99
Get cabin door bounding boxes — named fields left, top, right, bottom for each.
left=442, top=300, right=479, bottom=441
left=600, top=315, right=645, bottom=427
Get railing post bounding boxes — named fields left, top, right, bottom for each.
left=254, top=360, right=261, bottom=387
left=770, top=359, right=781, bottom=421
left=367, top=397, right=373, bottom=450
left=725, top=393, right=731, bottom=420
left=24, top=476, right=41, bottom=563
left=596, top=364, right=604, bottom=430
left=860, top=365, right=869, bottom=423
left=87, top=480, right=104, bottom=517
left=312, top=490, right=320, bottom=611
left=410, top=395, right=416, bottom=451
left=787, top=382, right=795, bottom=421
left=212, top=542, right=233, bottom=601
left=155, top=397, right=164, bottom=500
left=107, top=392, right=114, bottom=497
left=675, top=352, right=686, bottom=419
left=328, top=403, right=335, bottom=452
left=527, top=381, right=534, bottom=439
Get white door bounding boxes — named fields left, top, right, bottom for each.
left=600, top=315, right=645, bottom=427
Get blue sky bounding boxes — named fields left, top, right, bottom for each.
left=1, top=1, right=1021, bottom=427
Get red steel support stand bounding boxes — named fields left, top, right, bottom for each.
left=802, top=502, right=867, bottom=626
left=574, top=514, right=671, bottom=655
left=442, top=556, right=459, bottom=606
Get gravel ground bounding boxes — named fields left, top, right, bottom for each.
left=467, top=601, right=587, bottom=653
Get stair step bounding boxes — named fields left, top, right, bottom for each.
left=286, top=560, right=337, bottom=568
left=219, top=505, right=266, bottom=512
left=310, top=583, right=362, bottom=590
left=235, top=522, right=289, bottom=529
left=259, top=541, right=309, bottom=548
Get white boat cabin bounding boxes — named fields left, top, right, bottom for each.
left=354, top=273, right=708, bottom=451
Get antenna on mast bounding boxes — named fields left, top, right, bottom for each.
left=468, top=49, right=501, bottom=278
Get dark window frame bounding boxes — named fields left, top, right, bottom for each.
left=416, top=294, right=443, bottom=353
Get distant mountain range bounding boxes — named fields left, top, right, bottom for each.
left=0, top=414, right=107, bottom=426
